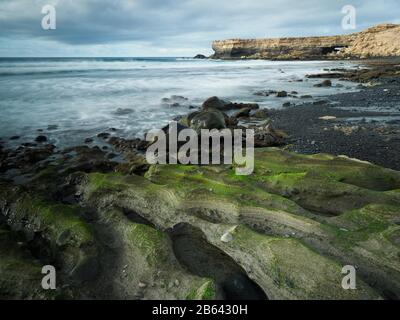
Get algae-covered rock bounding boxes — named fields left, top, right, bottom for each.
left=79, top=148, right=400, bottom=299
left=1, top=147, right=400, bottom=300
left=0, top=186, right=98, bottom=283
left=0, top=227, right=59, bottom=299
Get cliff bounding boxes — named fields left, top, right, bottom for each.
left=212, top=24, right=400, bottom=60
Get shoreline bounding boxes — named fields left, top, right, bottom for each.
left=1, top=57, right=400, bottom=300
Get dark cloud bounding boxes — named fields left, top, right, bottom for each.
left=0, top=0, right=399, bottom=56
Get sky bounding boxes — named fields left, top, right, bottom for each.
left=0, top=0, right=399, bottom=57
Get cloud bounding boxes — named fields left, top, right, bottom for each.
left=0, top=0, right=399, bottom=56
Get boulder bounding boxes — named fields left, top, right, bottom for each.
left=254, top=123, right=287, bottom=147
left=35, top=135, right=48, bottom=143
left=161, top=95, right=190, bottom=108
left=113, top=108, right=134, bottom=116
left=233, top=108, right=252, bottom=119
left=202, top=96, right=231, bottom=111
left=276, top=91, right=288, bottom=98
left=193, top=54, right=207, bottom=59
left=190, top=109, right=227, bottom=132
left=314, top=80, right=332, bottom=87
left=253, top=109, right=269, bottom=119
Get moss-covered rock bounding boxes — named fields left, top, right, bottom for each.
left=0, top=227, right=59, bottom=299
left=0, top=186, right=97, bottom=283
left=80, top=148, right=400, bottom=299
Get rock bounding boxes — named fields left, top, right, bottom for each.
left=300, top=95, right=313, bottom=99
left=276, top=91, right=288, bottom=98
left=84, top=138, right=94, bottom=144
left=47, top=125, right=58, bottom=131
left=97, top=132, right=111, bottom=139
left=193, top=54, right=207, bottom=59
left=212, top=24, right=400, bottom=60
left=254, top=91, right=270, bottom=96
left=282, top=102, right=292, bottom=108
left=202, top=96, right=231, bottom=111
left=202, top=96, right=259, bottom=112
left=313, top=100, right=329, bottom=106
left=35, top=135, right=48, bottom=143
left=227, top=102, right=259, bottom=111
left=253, top=109, right=269, bottom=119
left=113, top=108, right=134, bottom=116
left=190, top=109, right=227, bottom=132
left=254, top=123, right=287, bottom=147
left=10, top=136, right=20, bottom=140
left=162, top=95, right=190, bottom=108
left=138, top=282, right=148, bottom=289
left=314, top=80, right=332, bottom=87
left=233, top=108, right=252, bottom=118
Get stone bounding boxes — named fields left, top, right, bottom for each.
left=193, top=54, right=207, bottom=59
left=113, top=108, right=134, bottom=116
left=190, top=109, right=227, bottom=132
left=314, top=80, right=332, bottom=87
left=35, top=135, right=48, bottom=143
left=233, top=108, right=252, bottom=118
left=253, top=109, right=269, bottom=119
left=276, top=91, right=288, bottom=98
left=202, top=96, right=230, bottom=111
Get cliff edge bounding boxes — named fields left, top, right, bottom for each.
left=212, top=24, right=400, bottom=60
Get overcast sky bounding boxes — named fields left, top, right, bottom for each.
left=0, top=0, right=399, bottom=57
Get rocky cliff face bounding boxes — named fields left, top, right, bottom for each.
left=212, top=24, right=400, bottom=60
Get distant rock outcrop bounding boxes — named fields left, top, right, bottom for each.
left=211, top=23, right=400, bottom=60
left=193, top=54, right=208, bottom=59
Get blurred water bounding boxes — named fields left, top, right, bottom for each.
left=0, top=57, right=359, bottom=147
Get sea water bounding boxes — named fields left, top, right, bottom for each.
left=0, top=57, right=359, bottom=147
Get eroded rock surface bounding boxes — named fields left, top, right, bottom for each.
left=2, top=146, right=399, bottom=299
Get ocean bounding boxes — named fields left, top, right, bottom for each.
left=0, top=57, right=359, bottom=147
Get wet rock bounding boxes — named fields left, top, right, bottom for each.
left=97, top=132, right=111, bottom=140
left=162, top=95, right=190, bottom=108
left=10, top=136, right=20, bottom=141
left=84, top=138, right=94, bottom=144
left=253, top=109, right=269, bottom=119
left=35, top=135, right=48, bottom=143
left=202, top=96, right=231, bottom=111
left=193, top=54, right=207, bottom=59
left=47, top=125, right=58, bottom=131
left=190, top=109, right=227, bottom=132
left=254, top=123, right=287, bottom=147
left=313, top=100, right=329, bottom=106
left=115, top=152, right=149, bottom=176
left=300, top=95, right=313, bottom=99
left=276, top=91, right=288, bottom=98
left=314, top=80, right=332, bottom=87
left=233, top=108, right=252, bottom=118
left=113, top=108, right=134, bottom=116
left=282, top=102, right=292, bottom=108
